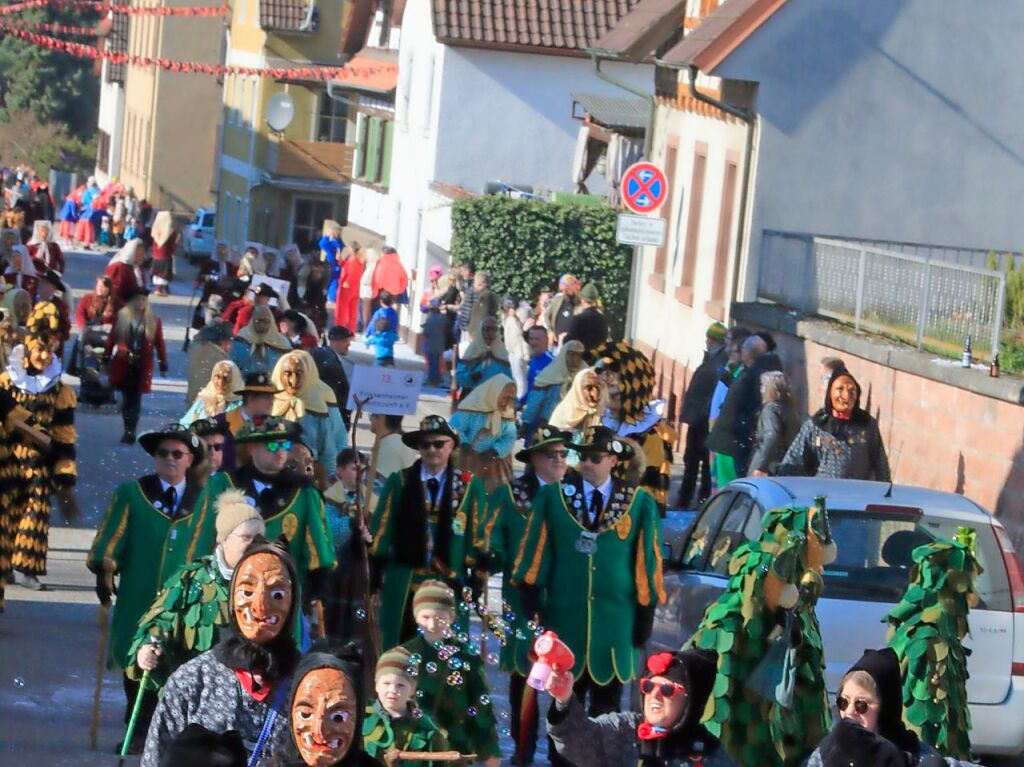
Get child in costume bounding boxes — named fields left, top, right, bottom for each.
left=687, top=497, right=836, bottom=767
left=400, top=580, right=501, bottom=766
left=363, top=646, right=449, bottom=767
left=367, top=316, right=399, bottom=367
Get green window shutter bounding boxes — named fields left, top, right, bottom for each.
left=352, top=112, right=367, bottom=179
left=365, top=117, right=382, bottom=184
left=379, top=120, right=395, bottom=188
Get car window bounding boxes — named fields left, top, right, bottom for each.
left=202, top=213, right=216, bottom=228
left=192, top=212, right=203, bottom=226
left=681, top=492, right=734, bottom=570
left=822, top=511, right=1010, bottom=611
left=705, top=494, right=756, bottom=574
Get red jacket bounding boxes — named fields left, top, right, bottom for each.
left=29, top=242, right=64, bottom=274
left=105, top=316, right=167, bottom=393
left=371, top=251, right=408, bottom=298
left=75, top=292, right=116, bottom=329
left=104, top=261, right=140, bottom=312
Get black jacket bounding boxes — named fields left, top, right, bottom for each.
left=311, top=346, right=352, bottom=428
left=679, top=344, right=728, bottom=426
left=748, top=399, right=801, bottom=474
left=706, top=353, right=783, bottom=470
left=566, top=307, right=610, bottom=355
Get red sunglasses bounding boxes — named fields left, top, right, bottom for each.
left=640, top=678, right=687, bottom=699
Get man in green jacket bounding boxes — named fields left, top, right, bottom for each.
left=87, top=423, right=206, bottom=754
left=369, top=414, right=488, bottom=650
left=512, top=425, right=666, bottom=767
left=185, top=416, right=336, bottom=622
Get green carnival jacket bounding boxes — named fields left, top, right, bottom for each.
left=511, top=478, right=666, bottom=684
left=87, top=476, right=202, bottom=669
left=362, top=699, right=448, bottom=767
left=369, top=463, right=488, bottom=650
left=400, top=634, right=501, bottom=760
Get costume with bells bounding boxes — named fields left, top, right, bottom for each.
left=686, top=498, right=836, bottom=767
left=0, top=301, right=78, bottom=598
left=125, top=489, right=263, bottom=688
left=887, top=532, right=982, bottom=761
left=547, top=649, right=738, bottom=767
left=369, top=415, right=489, bottom=651
left=141, top=538, right=302, bottom=767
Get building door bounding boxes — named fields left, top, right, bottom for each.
left=291, top=197, right=337, bottom=253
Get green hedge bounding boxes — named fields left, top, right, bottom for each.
left=450, top=195, right=633, bottom=338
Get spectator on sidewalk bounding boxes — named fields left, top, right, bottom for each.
left=454, top=260, right=476, bottom=342
left=501, top=295, right=529, bottom=398
left=565, top=283, right=609, bottom=355
left=421, top=298, right=450, bottom=386
left=749, top=371, right=801, bottom=477
left=468, top=270, right=498, bottom=338
left=675, top=322, right=728, bottom=509
left=524, top=324, right=555, bottom=399
left=544, top=274, right=580, bottom=348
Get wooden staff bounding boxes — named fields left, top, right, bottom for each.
left=351, top=395, right=382, bottom=661
left=386, top=750, right=477, bottom=765
left=448, top=343, right=459, bottom=414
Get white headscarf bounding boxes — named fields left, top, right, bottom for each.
left=27, top=220, right=54, bottom=245
left=109, top=238, right=144, bottom=266
left=151, top=211, right=173, bottom=248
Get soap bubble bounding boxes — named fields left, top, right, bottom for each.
left=467, top=706, right=477, bottom=716
left=355, top=608, right=367, bottom=620
left=479, top=694, right=491, bottom=705
left=409, top=653, right=422, bottom=665
left=486, top=653, right=499, bottom=665
left=411, top=707, right=423, bottom=719
left=449, top=657, right=463, bottom=670
left=446, top=672, right=463, bottom=686
left=425, top=662, right=438, bottom=674
left=500, top=727, right=511, bottom=737
left=416, top=689, right=424, bottom=699
left=12, top=677, right=24, bottom=689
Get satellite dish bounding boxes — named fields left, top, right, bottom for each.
left=266, top=92, right=295, bottom=133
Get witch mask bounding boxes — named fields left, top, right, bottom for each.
left=291, top=667, right=358, bottom=767
left=232, top=551, right=293, bottom=643
left=283, top=357, right=304, bottom=397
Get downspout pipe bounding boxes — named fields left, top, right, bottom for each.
left=687, top=63, right=756, bottom=314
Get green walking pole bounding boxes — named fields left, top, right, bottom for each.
left=118, top=669, right=152, bottom=767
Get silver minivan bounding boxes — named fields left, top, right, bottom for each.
left=656, top=477, right=1024, bottom=757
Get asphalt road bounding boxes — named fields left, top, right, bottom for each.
left=0, top=248, right=523, bottom=766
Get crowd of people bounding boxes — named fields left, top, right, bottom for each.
left=0, top=210, right=979, bottom=767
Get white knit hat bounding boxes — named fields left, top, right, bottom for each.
left=215, top=489, right=264, bottom=543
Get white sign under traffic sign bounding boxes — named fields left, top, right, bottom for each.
left=616, top=213, right=666, bottom=247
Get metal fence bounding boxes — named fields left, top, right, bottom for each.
left=758, top=230, right=1006, bottom=358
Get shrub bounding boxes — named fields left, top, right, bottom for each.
left=449, top=195, right=633, bottom=338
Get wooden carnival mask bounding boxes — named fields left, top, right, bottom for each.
left=232, top=552, right=293, bottom=643
left=283, top=356, right=304, bottom=397
left=291, top=667, right=358, bottom=767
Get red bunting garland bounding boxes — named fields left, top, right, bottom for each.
left=0, top=0, right=228, bottom=15
left=0, top=17, right=97, bottom=34
left=0, top=21, right=400, bottom=81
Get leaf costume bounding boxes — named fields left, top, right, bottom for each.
left=511, top=476, right=666, bottom=683
left=362, top=699, right=448, bottom=767
left=87, top=475, right=202, bottom=668
left=686, top=499, right=835, bottom=767
left=400, top=633, right=501, bottom=761
left=369, top=462, right=488, bottom=650
left=887, top=532, right=981, bottom=761
left=126, top=553, right=231, bottom=686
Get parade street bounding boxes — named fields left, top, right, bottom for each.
left=0, top=249, right=518, bottom=766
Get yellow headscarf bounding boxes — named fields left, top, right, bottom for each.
left=195, top=359, right=244, bottom=417
left=237, top=305, right=292, bottom=351
left=462, top=317, right=509, bottom=364
left=271, top=349, right=330, bottom=418
left=548, top=366, right=608, bottom=431
left=534, top=340, right=585, bottom=393
left=456, top=373, right=516, bottom=437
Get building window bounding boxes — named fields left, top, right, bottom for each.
left=651, top=141, right=678, bottom=292
left=292, top=198, right=336, bottom=252
left=317, top=92, right=348, bottom=143
left=677, top=142, right=708, bottom=306
left=353, top=113, right=394, bottom=189
left=234, top=197, right=242, bottom=244
left=710, top=156, right=739, bottom=306
left=97, top=131, right=111, bottom=173
left=223, top=191, right=233, bottom=242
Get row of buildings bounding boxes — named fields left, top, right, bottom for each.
left=90, top=0, right=1024, bottom=532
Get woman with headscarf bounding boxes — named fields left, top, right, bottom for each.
left=455, top=315, right=511, bottom=396
left=180, top=360, right=244, bottom=426
left=140, top=538, right=302, bottom=767
left=105, top=288, right=168, bottom=444
left=230, top=304, right=292, bottom=377
left=549, top=366, right=609, bottom=439
left=521, top=339, right=585, bottom=439
left=269, top=641, right=383, bottom=767
left=150, top=211, right=179, bottom=296
left=545, top=648, right=737, bottom=767
left=450, top=373, right=518, bottom=490
left=3, top=244, right=37, bottom=296
left=1, top=287, right=32, bottom=347
left=105, top=238, right=147, bottom=312
left=26, top=220, right=64, bottom=274
left=777, top=366, right=891, bottom=481
left=806, top=648, right=977, bottom=766
left=272, top=349, right=349, bottom=486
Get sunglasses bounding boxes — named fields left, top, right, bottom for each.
left=836, top=696, right=876, bottom=715
left=156, top=448, right=187, bottom=460
left=582, top=452, right=610, bottom=464
left=421, top=439, right=451, bottom=450
left=640, top=679, right=687, bottom=699
left=541, top=449, right=569, bottom=460
left=207, top=442, right=225, bottom=452
left=265, top=440, right=292, bottom=453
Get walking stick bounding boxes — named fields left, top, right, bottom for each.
left=118, top=669, right=152, bottom=766
left=386, top=751, right=476, bottom=765
left=182, top=283, right=201, bottom=352
left=89, top=601, right=110, bottom=750
left=449, top=343, right=459, bottom=415
left=351, top=395, right=382, bottom=661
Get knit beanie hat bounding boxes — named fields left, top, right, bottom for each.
left=411, top=579, right=455, bottom=616
left=375, top=646, right=415, bottom=684
left=215, top=489, right=265, bottom=543
left=706, top=322, right=728, bottom=341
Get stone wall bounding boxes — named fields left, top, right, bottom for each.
left=639, top=303, right=1024, bottom=550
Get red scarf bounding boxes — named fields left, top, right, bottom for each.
left=234, top=669, right=272, bottom=702
left=831, top=408, right=853, bottom=421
